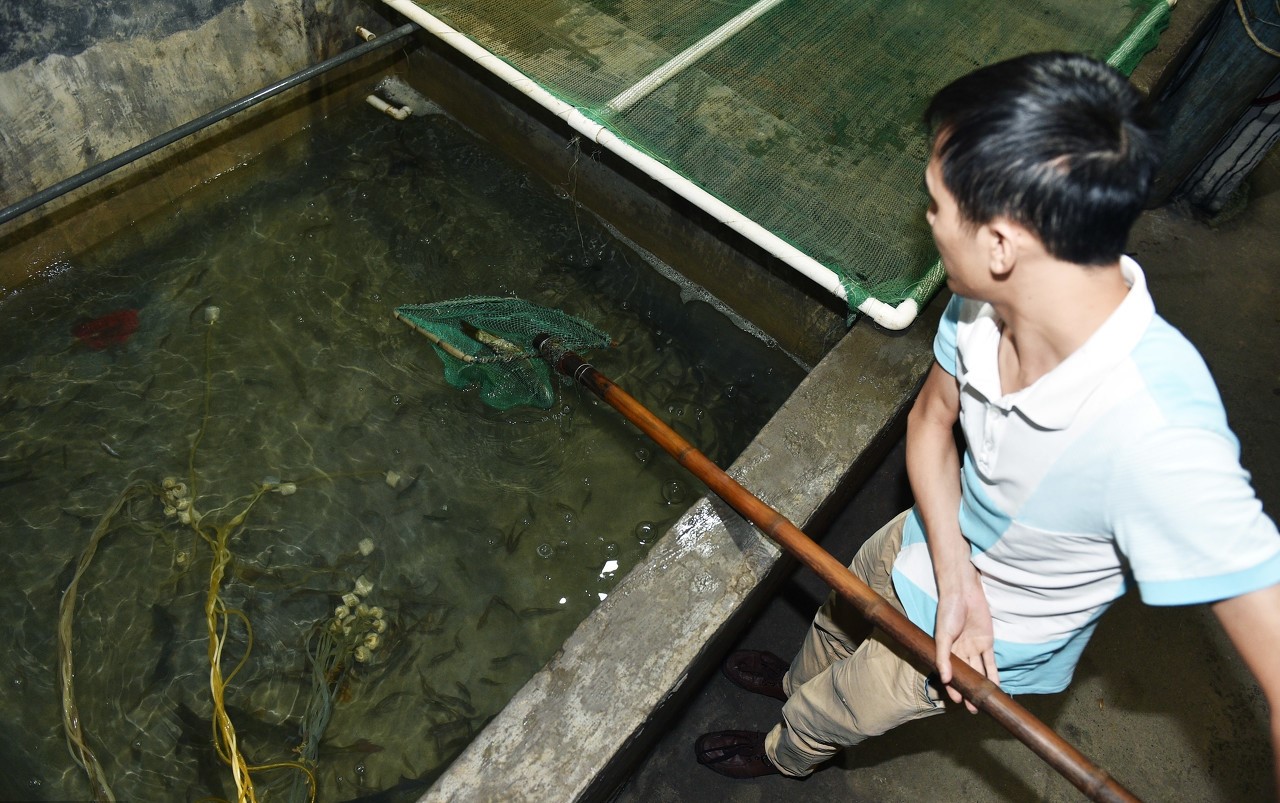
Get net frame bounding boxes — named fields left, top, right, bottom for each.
left=395, top=296, right=612, bottom=410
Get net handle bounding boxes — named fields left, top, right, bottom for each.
left=393, top=310, right=477, bottom=363
left=535, top=334, right=1142, bottom=803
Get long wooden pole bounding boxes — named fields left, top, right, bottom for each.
left=536, top=336, right=1140, bottom=803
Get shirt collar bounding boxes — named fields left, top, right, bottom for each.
left=956, top=257, right=1155, bottom=430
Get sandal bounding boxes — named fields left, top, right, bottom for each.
left=722, top=650, right=789, bottom=701
left=695, top=730, right=780, bottom=779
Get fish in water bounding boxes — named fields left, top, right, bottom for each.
left=72, top=309, right=139, bottom=350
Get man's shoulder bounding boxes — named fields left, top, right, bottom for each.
left=1126, top=314, right=1227, bottom=431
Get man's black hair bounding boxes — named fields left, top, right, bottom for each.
left=925, top=51, right=1162, bottom=265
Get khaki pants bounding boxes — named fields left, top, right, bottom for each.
left=764, top=510, right=945, bottom=777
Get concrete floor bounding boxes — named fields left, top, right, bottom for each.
left=613, top=151, right=1279, bottom=801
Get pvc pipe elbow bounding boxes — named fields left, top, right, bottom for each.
left=856, top=297, right=919, bottom=330
left=366, top=94, right=411, bottom=120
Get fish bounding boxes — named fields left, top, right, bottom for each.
left=420, top=683, right=474, bottom=717
left=319, top=737, right=384, bottom=760
left=489, top=652, right=524, bottom=669
left=0, top=468, right=36, bottom=491
left=186, top=295, right=214, bottom=328
left=477, top=595, right=516, bottom=629
left=337, top=773, right=433, bottom=802
left=504, top=524, right=525, bottom=554
left=427, top=648, right=455, bottom=667
left=173, top=267, right=209, bottom=298
left=429, top=718, right=473, bottom=751
left=174, top=701, right=232, bottom=797
left=519, top=606, right=563, bottom=619
left=149, top=604, right=178, bottom=683
left=72, top=309, right=139, bottom=350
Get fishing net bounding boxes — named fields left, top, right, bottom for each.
left=395, top=296, right=612, bottom=410
left=390, top=0, right=1172, bottom=323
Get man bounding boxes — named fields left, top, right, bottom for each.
left=694, top=51, right=1280, bottom=788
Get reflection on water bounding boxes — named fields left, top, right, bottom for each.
left=0, top=104, right=805, bottom=801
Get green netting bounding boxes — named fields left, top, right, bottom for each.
left=403, top=0, right=1171, bottom=320
left=395, top=296, right=612, bottom=410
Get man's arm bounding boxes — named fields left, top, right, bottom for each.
left=906, top=361, right=998, bottom=712
left=1212, top=583, right=1280, bottom=792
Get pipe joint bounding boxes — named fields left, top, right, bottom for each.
left=366, top=95, right=412, bottom=120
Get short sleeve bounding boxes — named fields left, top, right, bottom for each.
left=933, top=295, right=963, bottom=376
left=1109, top=425, right=1280, bottom=605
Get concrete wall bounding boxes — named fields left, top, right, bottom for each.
left=0, top=0, right=390, bottom=293
left=1, top=0, right=242, bottom=71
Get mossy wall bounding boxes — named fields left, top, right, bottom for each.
left=0, top=0, right=392, bottom=292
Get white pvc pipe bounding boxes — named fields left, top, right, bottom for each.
left=382, top=0, right=921, bottom=329
left=606, top=0, right=786, bottom=113
left=366, top=94, right=412, bottom=120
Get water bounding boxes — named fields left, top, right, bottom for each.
left=0, top=104, right=805, bottom=801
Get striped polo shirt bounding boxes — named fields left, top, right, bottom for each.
left=892, top=257, right=1280, bottom=694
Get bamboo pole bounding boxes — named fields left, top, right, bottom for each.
left=536, top=336, right=1141, bottom=803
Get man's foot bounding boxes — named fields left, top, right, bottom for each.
left=722, top=650, right=788, bottom=701
left=694, top=730, right=781, bottom=779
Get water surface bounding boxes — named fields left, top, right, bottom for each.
left=0, top=103, right=805, bottom=801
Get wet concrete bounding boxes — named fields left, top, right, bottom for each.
left=613, top=149, right=1280, bottom=803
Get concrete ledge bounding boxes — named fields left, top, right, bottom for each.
left=422, top=301, right=941, bottom=802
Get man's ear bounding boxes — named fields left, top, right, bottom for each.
left=986, top=217, right=1021, bottom=277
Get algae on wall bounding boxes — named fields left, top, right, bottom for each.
left=0, top=0, right=372, bottom=208
left=0, top=0, right=393, bottom=294
left=0, top=0, right=243, bottom=71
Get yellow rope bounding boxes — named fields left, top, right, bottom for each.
left=58, top=484, right=150, bottom=803
left=59, top=310, right=319, bottom=803
left=184, top=317, right=314, bottom=802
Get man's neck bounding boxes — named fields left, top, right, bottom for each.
left=989, top=257, right=1130, bottom=395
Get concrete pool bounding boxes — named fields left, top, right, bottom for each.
left=39, top=2, right=1239, bottom=799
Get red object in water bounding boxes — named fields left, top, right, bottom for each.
left=72, top=309, right=140, bottom=350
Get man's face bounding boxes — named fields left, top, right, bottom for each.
left=925, top=154, right=990, bottom=298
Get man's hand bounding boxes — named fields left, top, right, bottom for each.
left=934, top=560, right=999, bottom=713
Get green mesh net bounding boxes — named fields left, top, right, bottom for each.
left=395, top=296, right=612, bottom=410
left=393, top=0, right=1171, bottom=322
